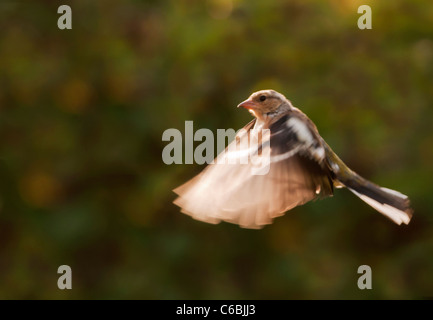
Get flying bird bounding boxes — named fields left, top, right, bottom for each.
left=173, top=90, right=413, bottom=229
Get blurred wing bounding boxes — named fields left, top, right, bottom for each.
left=173, top=113, right=333, bottom=229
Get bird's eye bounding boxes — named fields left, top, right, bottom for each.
left=259, top=95, right=266, bottom=102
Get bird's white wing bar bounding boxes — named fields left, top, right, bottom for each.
left=286, top=117, right=314, bottom=144
left=269, top=146, right=301, bottom=163
left=285, top=117, right=325, bottom=162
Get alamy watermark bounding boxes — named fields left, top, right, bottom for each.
left=55, top=4, right=371, bottom=31
left=57, top=265, right=72, bottom=290
left=162, top=121, right=271, bottom=175
left=358, top=5, right=372, bottom=30
left=357, top=265, right=372, bottom=290
left=57, top=5, right=72, bottom=30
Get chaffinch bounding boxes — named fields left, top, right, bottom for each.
left=174, top=90, right=413, bottom=229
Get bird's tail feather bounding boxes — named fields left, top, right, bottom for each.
left=339, top=174, right=413, bottom=225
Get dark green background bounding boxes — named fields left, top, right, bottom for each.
left=0, top=0, right=432, bottom=299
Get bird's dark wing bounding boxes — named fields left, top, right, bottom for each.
left=269, top=111, right=334, bottom=197
left=173, top=112, right=333, bottom=229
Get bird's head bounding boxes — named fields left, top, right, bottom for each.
left=237, top=89, right=292, bottom=119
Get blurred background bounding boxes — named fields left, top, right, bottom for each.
left=0, top=0, right=432, bottom=299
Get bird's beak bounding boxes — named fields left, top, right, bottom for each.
left=237, top=99, right=257, bottom=110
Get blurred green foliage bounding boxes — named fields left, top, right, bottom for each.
left=0, top=0, right=432, bottom=299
